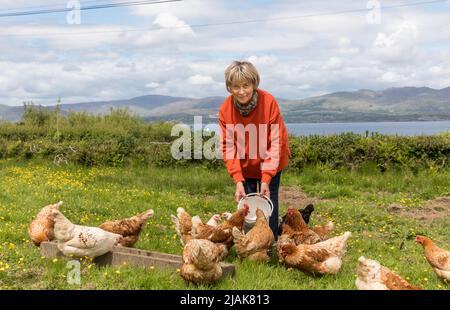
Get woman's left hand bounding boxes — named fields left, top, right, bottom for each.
left=260, top=182, right=270, bottom=199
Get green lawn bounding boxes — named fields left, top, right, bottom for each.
left=0, top=159, right=449, bottom=290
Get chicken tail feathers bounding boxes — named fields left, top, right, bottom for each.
left=323, top=256, right=342, bottom=274
left=232, top=226, right=244, bottom=245
left=171, top=214, right=181, bottom=235
left=140, top=209, right=154, bottom=221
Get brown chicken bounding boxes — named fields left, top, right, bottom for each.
left=232, top=208, right=275, bottom=262
left=416, top=235, right=450, bottom=281
left=99, top=209, right=154, bottom=247
left=180, top=239, right=226, bottom=284
left=282, top=207, right=321, bottom=245
left=192, top=204, right=250, bottom=248
left=171, top=207, right=193, bottom=246
left=356, top=256, right=423, bottom=290
left=278, top=231, right=351, bottom=275
left=277, top=224, right=295, bottom=253
left=28, top=201, right=63, bottom=246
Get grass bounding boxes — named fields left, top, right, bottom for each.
left=0, top=159, right=449, bottom=290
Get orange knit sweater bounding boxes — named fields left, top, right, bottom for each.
left=218, top=89, right=290, bottom=184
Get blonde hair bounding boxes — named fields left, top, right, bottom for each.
left=224, top=61, right=260, bottom=92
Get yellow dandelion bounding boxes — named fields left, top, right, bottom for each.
left=52, top=258, right=58, bottom=263
left=115, top=270, right=121, bottom=274
left=176, top=268, right=180, bottom=273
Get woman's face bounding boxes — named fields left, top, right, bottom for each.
left=230, top=81, right=254, bottom=105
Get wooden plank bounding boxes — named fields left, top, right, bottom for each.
left=40, top=241, right=235, bottom=278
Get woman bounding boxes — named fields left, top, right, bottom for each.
left=218, top=60, right=290, bottom=239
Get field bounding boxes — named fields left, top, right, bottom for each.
left=0, top=159, right=449, bottom=290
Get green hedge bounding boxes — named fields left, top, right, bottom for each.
left=1, top=106, right=449, bottom=171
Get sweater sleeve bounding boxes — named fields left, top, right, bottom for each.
left=261, top=99, right=285, bottom=184
left=219, top=111, right=245, bottom=184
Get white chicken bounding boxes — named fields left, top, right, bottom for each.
left=52, top=209, right=122, bottom=258
left=206, top=214, right=222, bottom=227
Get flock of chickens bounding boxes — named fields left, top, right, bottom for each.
left=28, top=201, right=154, bottom=257
left=28, top=201, right=450, bottom=289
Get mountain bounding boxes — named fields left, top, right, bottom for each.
left=1, top=87, right=449, bottom=123
left=279, top=86, right=450, bottom=122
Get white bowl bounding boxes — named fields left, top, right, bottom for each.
left=237, top=193, right=273, bottom=232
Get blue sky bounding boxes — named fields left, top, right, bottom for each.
left=0, top=0, right=449, bottom=106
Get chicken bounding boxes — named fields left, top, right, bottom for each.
left=28, top=201, right=63, bottom=246
left=312, top=221, right=334, bottom=240
left=277, top=204, right=314, bottom=236
left=171, top=207, right=193, bottom=246
left=356, top=256, right=423, bottom=290
left=52, top=209, right=122, bottom=258
left=221, top=212, right=233, bottom=221
left=277, top=224, right=296, bottom=253
left=278, top=231, right=351, bottom=275
left=220, top=205, right=249, bottom=232
left=232, top=208, right=275, bottom=262
left=206, top=214, right=222, bottom=227
left=192, top=205, right=250, bottom=248
left=99, top=209, right=154, bottom=247
left=415, top=235, right=450, bottom=281
left=281, top=207, right=321, bottom=245
left=180, top=239, right=225, bottom=284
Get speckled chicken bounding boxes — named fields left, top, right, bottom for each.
left=99, top=209, right=154, bottom=247
left=356, top=256, right=423, bottom=290
left=171, top=207, right=193, bottom=246
left=52, top=209, right=122, bottom=258
left=28, top=201, right=63, bottom=246
left=277, top=204, right=315, bottom=236
left=278, top=231, right=351, bottom=275
left=232, top=208, right=274, bottom=262
left=192, top=205, right=249, bottom=248
left=282, top=207, right=322, bottom=245
left=416, top=235, right=450, bottom=281
left=180, top=239, right=226, bottom=284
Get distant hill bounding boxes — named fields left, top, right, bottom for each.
left=1, top=87, right=449, bottom=123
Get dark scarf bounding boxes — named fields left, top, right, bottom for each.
left=233, top=90, right=258, bottom=116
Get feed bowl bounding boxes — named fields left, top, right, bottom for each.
left=237, top=193, right=273, bottom=232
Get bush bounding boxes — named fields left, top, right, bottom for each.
left=1, top=106, right=449, bottom=171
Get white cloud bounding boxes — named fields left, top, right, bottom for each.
left=187, top=74, right=214, bottom=85
left=379, top=71, right=408, bottom=83
left=0, top=0, right=449, bottom=105
left=428, top=66, right=443, bottom=75
left=322, top=57, right=343, bottom=70
left=373, top=21, right=418, bottom=49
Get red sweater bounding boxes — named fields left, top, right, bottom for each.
left=218, top=89, right=290, bottom=184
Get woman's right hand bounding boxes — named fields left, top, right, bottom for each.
left=235, top=181, right=246, bottom=203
